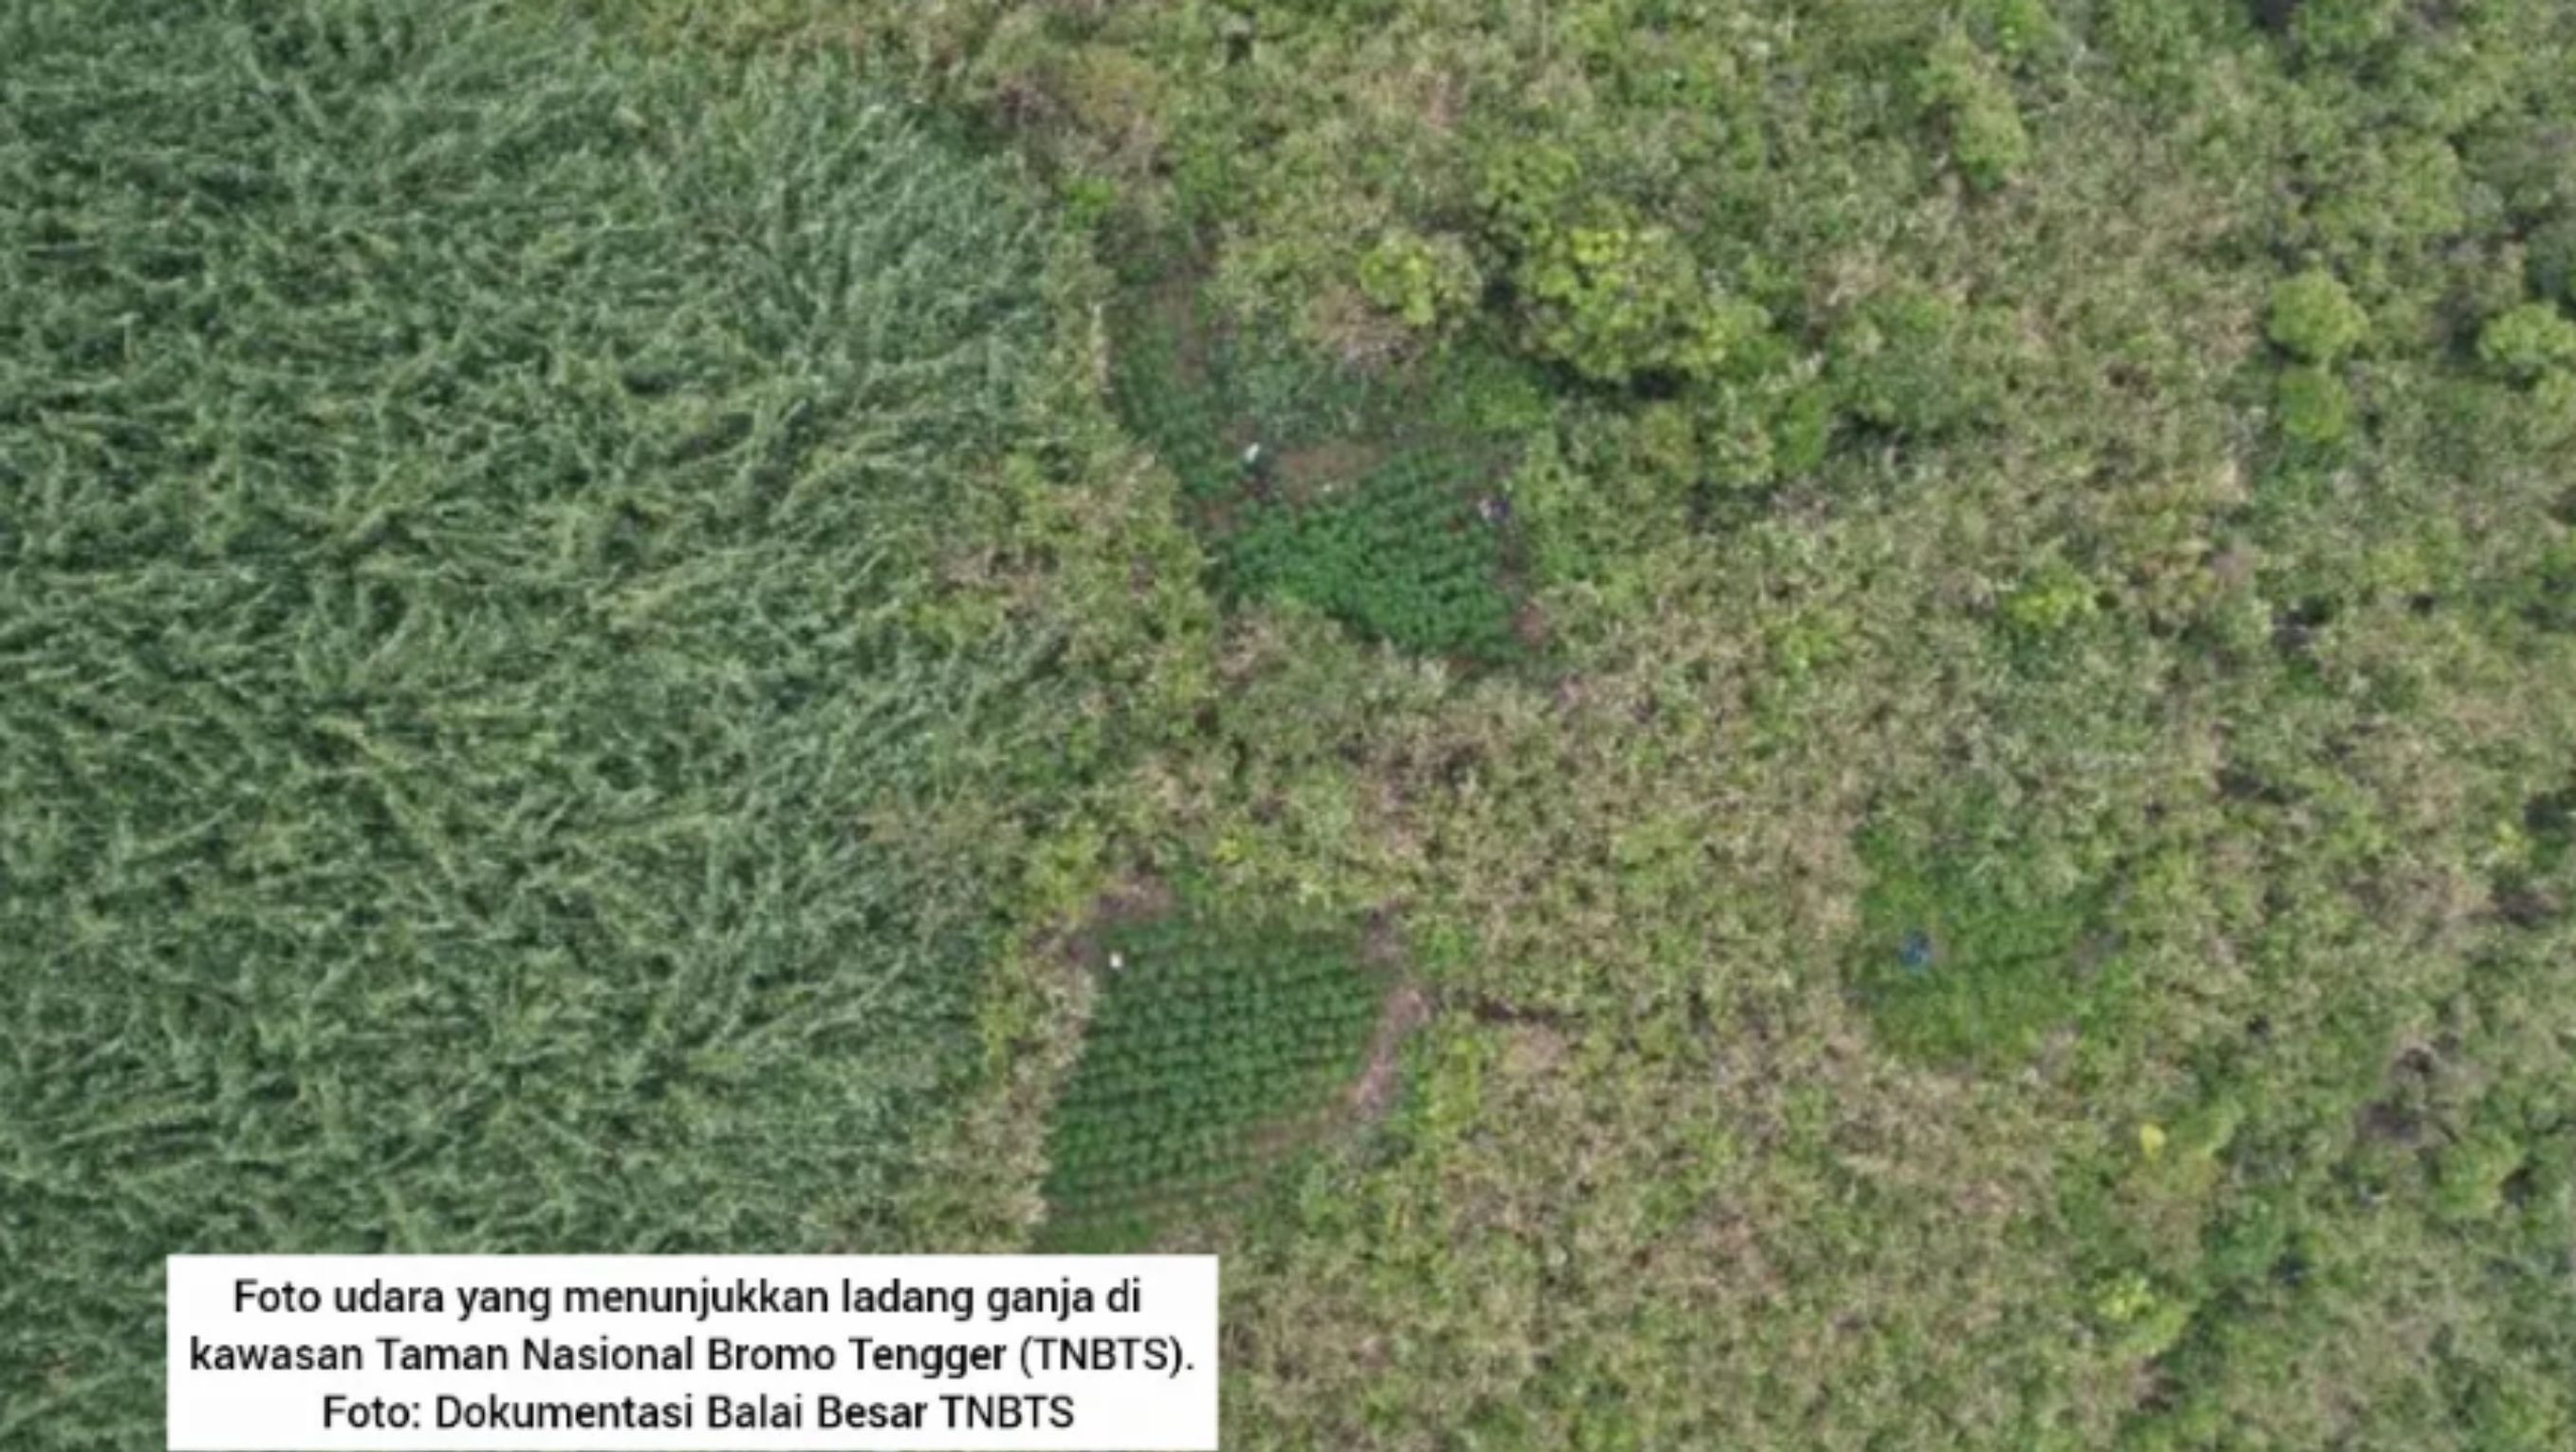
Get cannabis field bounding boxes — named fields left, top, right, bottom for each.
left=9, top=0, right=2576, bottom=1446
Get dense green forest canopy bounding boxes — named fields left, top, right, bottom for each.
left=8, top=0, right=2576, bottom=1446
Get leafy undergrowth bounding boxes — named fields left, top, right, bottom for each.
left=1847, top=801, right=2131, bottom=1070
left=1039, top=899, right=1383, bottom=1252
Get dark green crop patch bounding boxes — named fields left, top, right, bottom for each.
left=1107, top=281, right=1531, bottom=662
left=1039, top=899, right=1384, bottom=1252
left=1223, top=451, right=1524, bottom=662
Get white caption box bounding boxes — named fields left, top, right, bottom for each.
left=168, top=1256, right=1217, bottom=1451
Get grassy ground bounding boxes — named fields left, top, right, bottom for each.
left=11, top=1, right=2576, bottom=1448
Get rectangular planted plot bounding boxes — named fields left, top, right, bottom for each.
left=1106, top=279, right=1534, bottom=663
left=1038, top=904, right=1386, bottom=1251
left=1222, top=448, right=1524, bottom=662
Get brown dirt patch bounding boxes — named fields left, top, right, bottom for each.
left=1058, top=869, right=1176, bottom=969
left=1511, top=598, right=1551, bottom=651
left=1305, top=283, right=1413, bottom=373
left=1499, top=1023, right=1568, bottom=1079
left=1360, top=902, right=1407, bottom=972
left=1273, top=437, right=1395, bottom=500
left=1347, top=984, right=1431, bottom=1122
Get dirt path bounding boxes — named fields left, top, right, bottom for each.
left=1346, top=983, right=1432, bottom=1120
